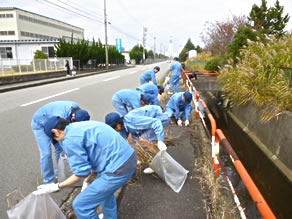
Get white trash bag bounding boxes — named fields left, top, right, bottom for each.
left=7, top=193, right=65, bottom=219
left=58, top=152, right=82, bottom=186
left=150, top=151, right=189, bottom=193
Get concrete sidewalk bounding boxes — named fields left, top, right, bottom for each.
left=118, top=120, right=208, bottom=218
left=0, top=65, right=135, bottom=93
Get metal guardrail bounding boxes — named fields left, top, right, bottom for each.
left=182, top=70, right=276, bottom=219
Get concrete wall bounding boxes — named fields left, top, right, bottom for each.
left=229, top=103, right=292, bottom=182
left=0, top=10, right=18, bottom=40
left=0, top=70, right=66, bottom=85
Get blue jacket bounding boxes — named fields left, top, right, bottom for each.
left=137, top=83, right=160, bottom=106
left=31, top=101, right=79, bottom=129
left=166, top=92, right=193, bottom=119
left=112, top=89, right=142, bottom=110
left=140, top=69, right=157, bottom=85
left=170, top=61, right=182, bottom=77
left=124, top=105, right=166, bottom=141
left=62, top=121, right=135, bottom=177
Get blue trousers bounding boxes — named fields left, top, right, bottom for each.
left=73, top=168, right=136, bottom=219
left=32, top=128, right=63, bottom=184
left=112, top=99, right=129, bottom=116
left=170, top=75, right=180, bottom=92
left=165, top=107, right=188, bottom=121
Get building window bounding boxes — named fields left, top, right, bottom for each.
left=0, top=47, right=13, bottom=59
left=0, top=31, right=8, bottom=35
left=18, top=14, right=83, bottom=36
left=41, top=46, right=55, bottom=57
left=20, top=31, right=58, bottom=40
left=0, top=13, right=13, bottom=18
left=0, top=31, right=15, bottom=36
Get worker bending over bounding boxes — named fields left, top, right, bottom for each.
left=31, top=101, right=90, bottom=185
left=166, top=92, right=193, bottom=126
left=34, top=118, right=137, bottom=219
left=140, top=66, right=160, bottom=85
left=137, top=83, right=164, bottom=106
left=112, top=89, right=151, bottom=116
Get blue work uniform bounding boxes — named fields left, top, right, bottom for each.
left=112, top=89, right=143, bottom=116
left=137, top=83, right=160, bottom=106
left=166, top=92, right=193, bottom=120
left=169, top=61, right=182, bottom=92
left=61, top=121, right=136, bottom=219
left=140, top=69, right=157, bottom=85
left=31, top=101, right=80, bottom=184
left=123, top=105, right=170, bottom=142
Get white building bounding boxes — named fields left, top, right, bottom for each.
left=0, top=7, right=84, bottom=60
left=0, top=7, right=83, bottom=41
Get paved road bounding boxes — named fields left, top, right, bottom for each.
left=0, top=62, right=169, bottom=217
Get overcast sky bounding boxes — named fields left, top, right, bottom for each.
left=2, top=0, right=292, bottom=55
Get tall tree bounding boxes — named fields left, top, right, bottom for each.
left=179, top=38, right=196, bottom=61
left=184, top=38, right=195, bottom=50
left=248, top=0, right=290, bottom=37
left=201, top=15, right=247, bottom=56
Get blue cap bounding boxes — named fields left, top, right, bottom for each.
left=44, top=116, right=62, bottom=140
left=184, top=91, right=192, bottom=104
left=173, top=57, right=179, bottom=61
left=154, top=66, right=160, bottom=71
left=75, top=109, right=90, bottom=122
left=158, top=85, right=164, bottom=94
left=105, top=112, right=121, bottom=128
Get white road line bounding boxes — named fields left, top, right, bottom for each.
left=103, top=76, right=120, bottom=81
left=129, top=71, right=137, bottom=74
left=20, top=88, right=80, bottom=107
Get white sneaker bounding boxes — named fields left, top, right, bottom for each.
left=143, top=167, right=155, bottom=174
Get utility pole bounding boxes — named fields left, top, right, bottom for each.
left=104, top=0, right=109, bottom=70
left=142, top=27, right=147, bottom=64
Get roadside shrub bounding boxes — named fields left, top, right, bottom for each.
left=12, top=65, right=33, bottom=72
left=34, top=50, right=48, bottom=59
left=218, top=35, right=292, bottom=119
left=205, top=56, right=227, bottom=72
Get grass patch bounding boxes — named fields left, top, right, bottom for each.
left=218, top=35, right=292, bottom=121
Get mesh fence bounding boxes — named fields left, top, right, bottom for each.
left=0, top=57, right=72, bottom=76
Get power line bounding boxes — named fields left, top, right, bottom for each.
left=114, top=0, right=167, bottom=51
left=38, top=0, right=104, bottom=24
left=56, top=0, right=104, bottom=20
left=35, top=0, right=157, bottom=50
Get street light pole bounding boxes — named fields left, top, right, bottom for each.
left=142, top=27, right=147, bottom=64
left=104, top=0, right=109, bottom=70
left=154, top=37, right=156, bottom=60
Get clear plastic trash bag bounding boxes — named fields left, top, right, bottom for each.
left=7, top=193, right=65, bottom=219
left=150, top=151, right=189, bottom=193
left=58, top=152, right=82, bottom=186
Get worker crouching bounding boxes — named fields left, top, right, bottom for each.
left=34, top=118, right=137, bottom=219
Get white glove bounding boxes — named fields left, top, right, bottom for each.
left=185, top=120, right=190, bottom=126
left=177, top=120, right=182, bottom=126
left=33, top=183, right=60, bottom=195
left=158, top=141, right=167, bottom=151
left=81, top=181, right=89, bottom=192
